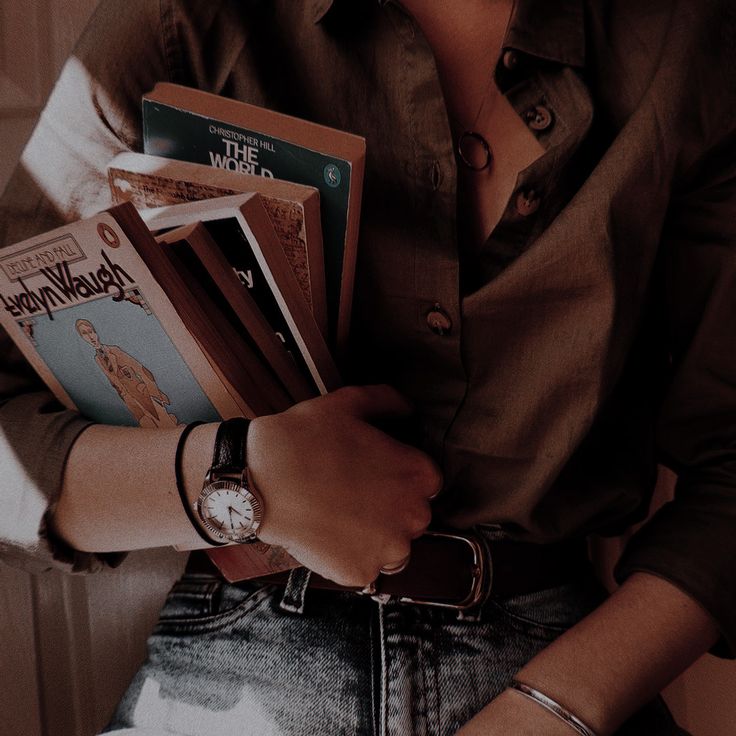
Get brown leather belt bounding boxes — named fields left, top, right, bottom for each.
left=187, top=529, right=591, bottom=611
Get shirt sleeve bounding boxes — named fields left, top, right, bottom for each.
left=614, top=137, right=736, bottom=658
left=0, top=0, right=172, bottom=573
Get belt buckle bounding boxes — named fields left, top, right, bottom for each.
left=402, top=530, right=490, bottom=610
left=358, top=530, right=492, bottom=610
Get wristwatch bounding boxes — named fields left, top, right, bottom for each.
left=193, top=418, right=264, bottom=544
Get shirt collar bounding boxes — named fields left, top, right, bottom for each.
left=504, top=0, right=586, bottom=67
left=312, top=0, right=586, bottom=68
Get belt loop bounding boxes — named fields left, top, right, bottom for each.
left=278, top=566, right=313, bottom=614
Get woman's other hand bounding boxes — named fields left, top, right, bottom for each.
left=248, top=385, right=440, bottom=587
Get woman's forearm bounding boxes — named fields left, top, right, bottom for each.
left=514, top=571, right=720, bottom=733
left=458, top=571, right=721, bottom=735
left=50, top=386, right=440, bottom=587
left=52, top=422, right=219, bottom=552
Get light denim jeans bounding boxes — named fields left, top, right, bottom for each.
left=103, top=538, right=689, bottom=736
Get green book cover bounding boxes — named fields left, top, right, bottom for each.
left=142, top=85, right=365, bottom=349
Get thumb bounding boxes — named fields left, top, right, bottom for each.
left=328, top=384, right=414, bottom=422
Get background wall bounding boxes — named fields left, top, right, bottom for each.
left=0, top=5, right=186, bottom=735
left=0, top=1, right=734, bottom=734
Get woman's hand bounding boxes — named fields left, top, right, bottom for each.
left=247, top=385, right=441, bottom=587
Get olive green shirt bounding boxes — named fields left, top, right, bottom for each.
left=1, top=0, right=735, bottom=654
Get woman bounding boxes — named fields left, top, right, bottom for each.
left=1, top=1, right=733, bottom=734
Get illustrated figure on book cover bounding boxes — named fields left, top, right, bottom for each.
left=75, top=318, right=179, bottom=428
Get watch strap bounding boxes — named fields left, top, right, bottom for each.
left=210, top=418, right=251, bottom=477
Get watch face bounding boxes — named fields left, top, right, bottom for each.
left=196, top=479, right=262, bottom=543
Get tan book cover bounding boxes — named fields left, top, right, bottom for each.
left=108, top=152, right=327, bottom=339
left=142, top=83, right=366, bottom=351
left=0, top=204, right=245, bottom=425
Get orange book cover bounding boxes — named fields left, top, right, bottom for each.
left=0, top=203, right=247, bottom=425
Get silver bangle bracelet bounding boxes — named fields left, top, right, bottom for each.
left=509, top=679, right=599, bottom=736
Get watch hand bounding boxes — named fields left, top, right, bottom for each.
left=230, top=506, right=244, bottom=517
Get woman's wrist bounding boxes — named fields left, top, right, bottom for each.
left=511, top=664, right=609, bottom=735
left=507, top=680, right=598, bottom=736
left=56, top=423, right=217, bottom=553
left=455, top=687, right=585, bottom=736
left=179, top=422, right=220, bottom=508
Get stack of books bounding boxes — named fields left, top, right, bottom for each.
left=0, top=83, right=366, bottom=581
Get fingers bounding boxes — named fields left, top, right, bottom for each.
left=423, top=456, right=444, bottom=500
left=328, top=384, right=414, bottom=421
left=258, top=382, right=442, bottom=590
left=403, top=449, right=443, bottom=501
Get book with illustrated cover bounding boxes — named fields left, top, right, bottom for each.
left=0, top=202, right=305, bottom=580
left=108, top=152, right=328, bottom=339
left=142, top=82, right=366, bottom=351
left=142, top=194, right=342, bottom=396
left=0, top=204, right=244, bottom=425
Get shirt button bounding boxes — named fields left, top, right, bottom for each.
left=502, top=49, right=520, bottom=70
left=426, top=304, right=452, bottom=336
left=515, top=189, right=541, bottom=217
left=524, top=105, right=553, bottom=132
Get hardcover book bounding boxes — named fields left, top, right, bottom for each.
left=108, top=152, right=328, bottom=339
left=142, top=82, right=366, bottom=350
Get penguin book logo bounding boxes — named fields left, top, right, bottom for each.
left=323, top=164, right=341, bottom=188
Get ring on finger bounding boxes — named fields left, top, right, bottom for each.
left=379, top=554, right=411, bottom=575
left=429, top=479, right=444, bottom=500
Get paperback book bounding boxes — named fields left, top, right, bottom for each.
left=142, top=82, right=366, bottom=350
left=108, top=152, right=328, bottom=338
left=0, top=204, right=243, bottom=425
left=141, top=193, right=341, bottom=396
left=156, top=222, right=314, bottom=405
left=0, top=202, right=305, bottom=579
